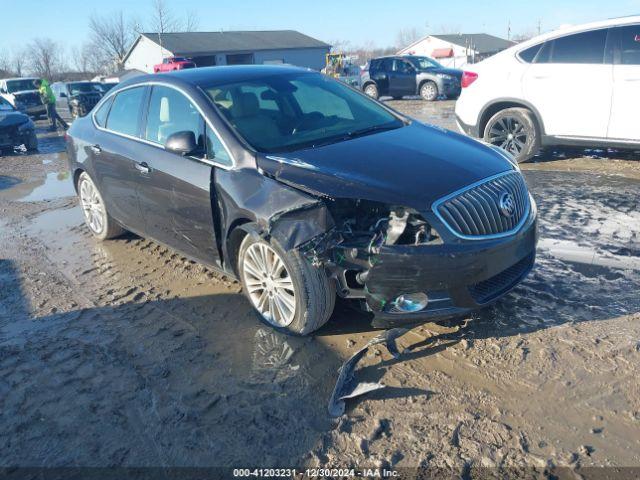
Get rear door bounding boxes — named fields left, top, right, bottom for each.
left=522, top=27, right=613, bottom=138
left=90, top=86, right=147, bottom=230
left=607, top=24, right=640, bottom=141
left=135, top=84, right=228, bottom=266
left=389, top=59, right=416, bottom=97
left=370, top=59, right=392, bottom=96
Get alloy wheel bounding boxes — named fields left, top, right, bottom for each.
left=79, top=178, right=105, bottom=235
left=364, top=85, right=377, bottom=97
left=242, top=243, right=296, bottom=327
left=488, top=116, right=528, bottom=156
left=420, top=83, right=437, bottom=100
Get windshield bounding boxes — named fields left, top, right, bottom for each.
left=6, top=79, right=38, bottom=93
left=0, top=97, right=14, bottom=111
left=204, top=72, right=404, bottom=153
left=408, top=57, right=443, bottom=70
left=68, top=82, right=103, bottom=95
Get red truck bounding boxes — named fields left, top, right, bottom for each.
left=153, top=57, right=196, bottom=73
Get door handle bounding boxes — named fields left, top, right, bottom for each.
left=90, top=144, right=102, bottom=154
left=135, top=162, right=150, bottom=174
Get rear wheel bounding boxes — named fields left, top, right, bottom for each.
left=419, top=81, right=438, bottom=101
left=26, top=132, right=38, bottom=152
left=483, top=107, right=540, bottom=163
left=238, top=235, right=335, bottom=336
left=77, top=172, right=125, bottom=240
left=364, top=83, right=379, bottom=99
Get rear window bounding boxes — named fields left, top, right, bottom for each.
left=549, top=29, right=608, bottom=64
left=94, top=96, right=114, bottom=127
left=616, top=25, right=640, bottom=65
left=519, top=43, right=542, bottom=63
left=106, top=87, right=145, bottom=136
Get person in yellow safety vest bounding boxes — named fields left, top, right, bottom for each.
left=33, top=79, right=68, bottom=131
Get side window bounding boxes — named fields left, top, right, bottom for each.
left=550, top=29, right=608, bottom=64
left=519, top=43, right=542, bottom=63
left=106, top=87, right=145, bottom=136
left=205, top=125, right=232, bottom=166
left=144, top=85, right=204, bottom=147
left=380, top=59, right=394, bottom=71
left=94, top=96, right=114, bottom=127
left=392, top=60, right=412, bottom=73
left=616, top=25, right=640, bottom=65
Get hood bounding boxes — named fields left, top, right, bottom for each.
left=418, top=67, right=463, bottom=79
left=0, top=111, right=30, bottom=128
left=11, top=90, right=39, bottom=96
left=257, top=122, right=514, bottom=210
left=437, top=67, right=463, bottom=79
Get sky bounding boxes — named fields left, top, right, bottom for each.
left=1, top=0, right=639, bottom=54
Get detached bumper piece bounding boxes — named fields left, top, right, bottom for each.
left=366, top=214, right=537, bottom=328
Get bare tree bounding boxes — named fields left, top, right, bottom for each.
left=26, top=38, right=66, bottom=80
left=71, top=43, right=99, bottom=74
left=11, top=50, right=25, bottom=77
left=395, top=27, right=424, bottom=49
left=0, top=49, right=10, bottom=75
left=184, top=10, right=200, bottom=32
left=88, top=11, right=137, bottom=72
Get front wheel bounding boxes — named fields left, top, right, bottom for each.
left=363, top=83, right=379, bottom=100
left=238, top=235, right=335, bottom=335
left=419, top=81, right=438, bottom=101
left=77, top=172, right=125, bottom=240
left=26, top=132, right=38, bottom=152
left=483, top=107, right=540, bottom=163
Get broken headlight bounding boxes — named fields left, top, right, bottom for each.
left=327, top=199, right=441, bottom=253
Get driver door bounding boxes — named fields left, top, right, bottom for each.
left=389, top=59, right=416, bottom=97
left=134, top=85, right=222, bottom=266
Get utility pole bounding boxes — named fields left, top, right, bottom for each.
left=507, top=20, right=511, bottom=41
left=537, top=19, right=542, bottom=36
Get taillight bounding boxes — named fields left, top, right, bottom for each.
left=461, top=71, right=478, bottom=88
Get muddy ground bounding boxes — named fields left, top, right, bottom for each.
left=1, top=101, right=639, bottom=477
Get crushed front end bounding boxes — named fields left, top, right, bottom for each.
left=305, top=170, right=538, bottom=327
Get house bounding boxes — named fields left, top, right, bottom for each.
left=123, top=30, right=331, bottom=73
left=398, top=33, right=515, bottom=68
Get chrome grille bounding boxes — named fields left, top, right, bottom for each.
left=433, top=171, right=530, bottom=239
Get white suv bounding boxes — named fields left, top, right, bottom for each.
left=455, top=16, right=640, bottom=162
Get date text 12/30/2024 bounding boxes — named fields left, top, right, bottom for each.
left=233, top=468, right=400, bottom=477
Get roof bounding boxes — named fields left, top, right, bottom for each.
left=136, top=30, right=331, bottom=56
left=125, top=64, right=313, bottom=88
left=1, top=77, right=39, bottom=81
left=429, top=34, right=515, bottom=54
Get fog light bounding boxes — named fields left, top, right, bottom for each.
left=393, top=292, right=429, bottom=312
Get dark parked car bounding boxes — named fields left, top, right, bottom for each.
left=66, top=65, right=537, bottom=335
left=0, top=96, right=37, bottom=154
left=361, top=55, right=463, bottom=101
left=52, top=82, right=106, bottom=119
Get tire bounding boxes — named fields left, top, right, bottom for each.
left=483, top=107, right=540, bottom=163
left=238, top=234, right=335, bottom=336
left=363, top=83, right=379, bottom=100
left=26, top=132, right=38, bottom=152
left=77, top=172, right=125, bottom=240
left=419, top=81, right=438, bottom=101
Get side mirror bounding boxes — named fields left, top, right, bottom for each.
left=60, top=92, right=67, bottom=98
left=165, top=131, right=198, bottom=156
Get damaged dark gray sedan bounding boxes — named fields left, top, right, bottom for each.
left=65, top=65, right=538, bottom=335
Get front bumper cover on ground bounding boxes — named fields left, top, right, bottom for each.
left=365, top=214, right=538, bottom=327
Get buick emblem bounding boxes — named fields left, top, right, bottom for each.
left=499, top=192, right=516, bottom=217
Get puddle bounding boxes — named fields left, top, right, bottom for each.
left=0, top=171, right=76, bottom=202
left=24, top=205, right=83, bottom=237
